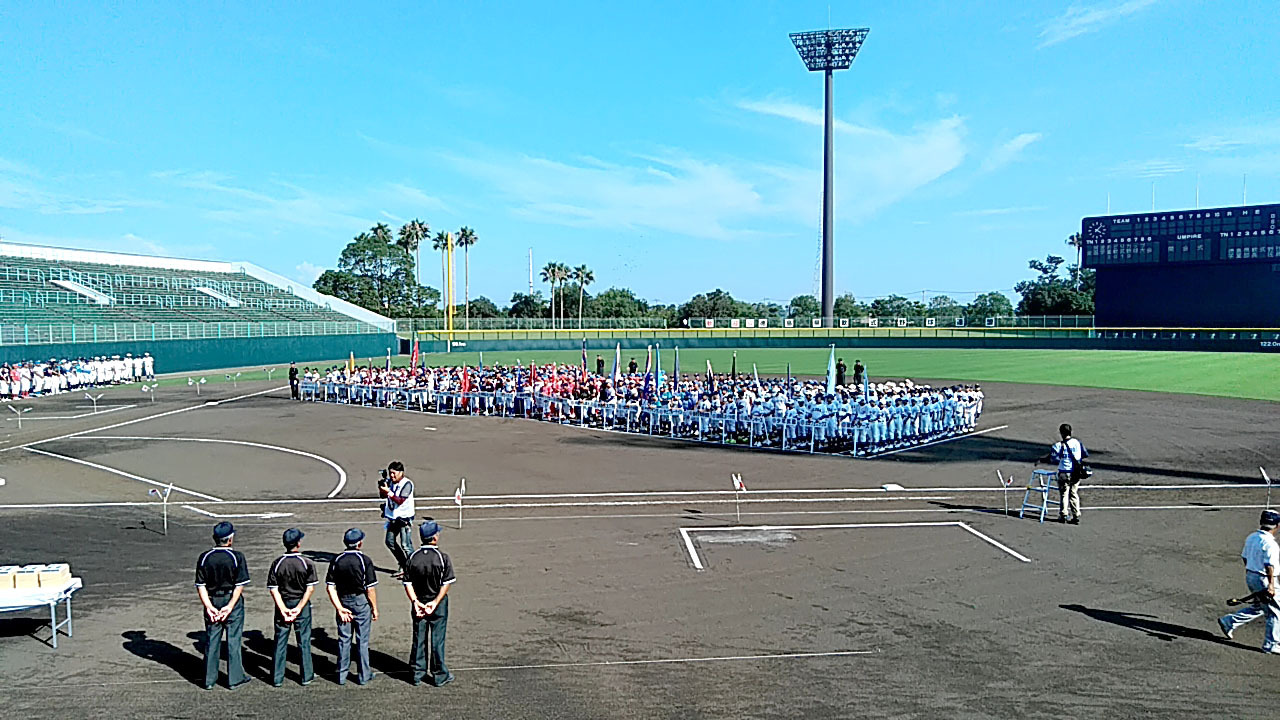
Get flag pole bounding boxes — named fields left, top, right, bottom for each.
left=1262, top=467, right=1272, bottom=511
left=997, top=470, right=1008, bottom=517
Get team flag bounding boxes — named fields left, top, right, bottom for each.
left=460, top=366, right=471, bottom=408
left=479, top=351, right=484, bottom=369
left=673, top=346, right=680, bottom=393
left=642, top=345, right=653, bottom=399
left=386, top=348, right=392, bottom=371
left=825, top=344, right=836, bottom=395
left=410, top=339, right=420, bottom=374
left=655, top=344, right=662, bottom=392
left=731, top=351, right=737, bottom=380
left=581, top=339, right=588, bottom=380
left=752, top=363, right=761, bottom=392
left=787, top=362, right=792, bottom=389
left=348, top=351, right=355, bottom=374
left=705, top=359, right=716, bottom=393
left=612, top=343, right=621, bottom=386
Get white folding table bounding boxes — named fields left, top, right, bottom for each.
left=0, top=578, right=83, bottom=648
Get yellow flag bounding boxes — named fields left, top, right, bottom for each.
left=348, top=351, right=355, bottom=374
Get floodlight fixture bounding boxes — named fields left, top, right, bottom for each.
left=789, top=27, right=869, bottom=328
left=789, top=28, right=869, bottom=71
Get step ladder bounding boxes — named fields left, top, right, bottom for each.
left=1020, top=469, right=1062, bottom=523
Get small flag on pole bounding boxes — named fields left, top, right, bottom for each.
left=455, top=477, right=466, bottom=528
left=731, top=473, right=746, bottom=523
left=732, top=473, right=746, bottom=492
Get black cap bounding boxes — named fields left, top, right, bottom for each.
left=1261, top=510, right=1280, bottom=530
left=212, top=521, right=235, bottom=541
left=282, top=528, right=304, bottom=548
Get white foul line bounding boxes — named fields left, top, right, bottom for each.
left=455, top=649, right=879, bottom=672
left=680, top=521, right=1031, bottom=570
left=68, top=436, right=348, bottom=498
left=23, top=447, right=223, bottom=502
left=182, top=505, right=294, bottom=520
left=11, top=405, right=137, bottom=421
left=0, top=385, right=287, bottom=455
left=864, top=425, right=1010, bottom=458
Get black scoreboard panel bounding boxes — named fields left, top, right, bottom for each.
left=1082, top=203, right=1280, bottom=268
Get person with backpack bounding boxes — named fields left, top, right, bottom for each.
left=1040, top=423, right=1090, bottom=525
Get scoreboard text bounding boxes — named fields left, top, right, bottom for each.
left=1081, top=203, right=1280, bottom=267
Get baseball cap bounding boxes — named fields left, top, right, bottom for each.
left=343, top=527, right=365, bottom=547
left=282, top=528, right=304, bottom=548
left=419, top=520, right=440, bottom=541
left=1261, top=510, right=1280, bottom=530
left=212, top=522, right=235, bottom=541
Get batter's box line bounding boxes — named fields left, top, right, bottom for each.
left=679, top=521, right=1032, bottom=571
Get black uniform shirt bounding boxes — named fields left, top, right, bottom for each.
left=403, top=545, right=455, bottom=602
left=266, top=553, right=318, bottom=603
left=194, top=547, right=250, bottom=595
left=289, top=366, right=299, bottom=382
left=326, top=550, right=377, bottom=597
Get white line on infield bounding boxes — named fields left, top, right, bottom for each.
left=182, top=505, right=294, bottom=520
left=14, top=405, right=138, bottom=421
left=0, top=385, right=287, bottom=455
left=679, top=521, right=1031, bottom=570
left=863, top=425, right=1009, bottom=458
left=338, top=495, right=954, bottom=511
left=22, top=447, right=223, bottom=502
left=67, top=435, right=349, bottom=498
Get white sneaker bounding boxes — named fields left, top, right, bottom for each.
left=1218, top=617, right=1234, bottom=640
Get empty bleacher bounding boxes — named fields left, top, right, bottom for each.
left=0, top=250, right=379, bottom=341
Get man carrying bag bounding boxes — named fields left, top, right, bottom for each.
left=1040, top=423, right=1090, bottom=525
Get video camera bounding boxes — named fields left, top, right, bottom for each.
left=378, top=468, right=389, bottom=487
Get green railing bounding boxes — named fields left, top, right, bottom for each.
left=0, top=320, right=386, bottom=346
left=395, top=317, right=670, bottom=333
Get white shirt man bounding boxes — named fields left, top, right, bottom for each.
left=379, top=462, right=416, bottom=576
left=1219, top=511, right=1280, bottom=653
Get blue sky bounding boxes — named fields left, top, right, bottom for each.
left=2, top=1, right=1277, bottom=307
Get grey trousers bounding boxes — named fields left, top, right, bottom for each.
left=409, top=595, right=450, bottom=685
left=336, top=594, right=373, bottom=684
left=202, top=594, right=245, bottom=689
left=272, top=602, right=313, bottom=686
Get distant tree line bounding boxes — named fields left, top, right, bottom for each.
left=313, top=224, right=1094, bottom=322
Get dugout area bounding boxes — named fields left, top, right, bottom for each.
left=0, top=377, right=1277, bottom=718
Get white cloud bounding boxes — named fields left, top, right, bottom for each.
left=1109, top=158, right=1185, bottom=178
left=1038, top=0, right=1159, bottom=48
left=1182, top=117, right=1280, bottom=152
left=981, top=133, right=1043, bottom=172
left=295, top=261, right=326, bottom=283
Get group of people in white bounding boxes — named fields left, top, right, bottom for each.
left=299, top=362, right=984, bottom=456
left=1, top=352, right=155, bottom=401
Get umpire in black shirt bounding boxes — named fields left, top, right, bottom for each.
left=194, top=521, right=251, bottom=690
left=403, top=520, right=456, bottom=687
left=266, top=528, right=318, bottom=687
left=326, top=528, right=379, bottom=685
left=288, top=362, right=300, bottom=400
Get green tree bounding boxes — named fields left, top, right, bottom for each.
left=571, top=264, right=594, bottom=327
left=787, top=294, right=820, bottom=319
left=677, top=289, right=752, bottom=324
left=1065, top=232, right=1085, bottom=289
left=397, top=219, right=429, bottom=308
left=466, top=295, right=501, bottom=318
left=926, top=295, right=964, bottom=318
left=965, top=292, right=1014, bottom=320
left=868, top=295, right=926, bottom=318
left=508, top=291, right=548, bottom=319
left=456, top=226, right=478, bottom=329
left=1014, top=255, right=1095, bottom=315
left=833, top=293, right=866, bottom=320
left=587, top=287, right=648, bottom=318
left=329, top=226, right=418, bottom=310
left=539, top=262, right=559, bottom=327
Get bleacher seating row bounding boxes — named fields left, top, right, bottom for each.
left=0, top=253, right=364, bottom=328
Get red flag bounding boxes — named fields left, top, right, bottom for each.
left=410, top=339, right=419, bottom=374
left=530, top=362, right=537, bottom=389
left=460, top=367, right=471, bottom=408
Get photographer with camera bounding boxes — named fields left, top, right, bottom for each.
left=378, top=461, right=416, bottom=578
left=1038, top=423, right=1090, bottom=525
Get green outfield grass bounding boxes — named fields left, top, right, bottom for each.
left=154, top=348, right=1278, bottom=402
left=416, top=348, right=1280, bottom=402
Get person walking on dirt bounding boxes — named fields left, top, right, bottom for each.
left=1218, top=510, right=1280, bottom=653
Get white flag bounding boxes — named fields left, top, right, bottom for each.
left=732, top=473, right=746, bottom=492
left=454, top=486, right=463, bottom=506
left=148, top=488, right=161, bottom=497
left=460, top=477, right=467, bottom=496
left=1263, top=467, right=1272, bottom=486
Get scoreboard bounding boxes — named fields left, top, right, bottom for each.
left=1081, top=203, right=1280, bottom=267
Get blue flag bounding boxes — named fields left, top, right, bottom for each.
left=642, top=345, right=653, bottom=399
left=581, top=338, right=588, bottom=380
left=673, top=346, right=680, bottom=394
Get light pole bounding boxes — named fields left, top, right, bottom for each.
left=790, top=27, right=870, bottom=328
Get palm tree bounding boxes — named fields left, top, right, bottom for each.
left=571, top=264, right=594, bottom=328
left=1065, top=232, right=1084, bottom=289
left=398, top=219, right=429, bottom=309
left=554, top=262, right=571, bottom=329
left=455, top=226, right=478, bottom=329
left=432, top=231, right=451, bottom=315
left=539, top=262, right=558, bottom=328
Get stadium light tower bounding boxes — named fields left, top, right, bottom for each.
left=790, top=27, right=869, bottom=328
